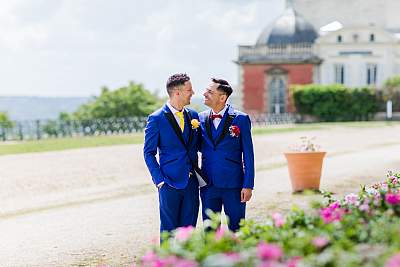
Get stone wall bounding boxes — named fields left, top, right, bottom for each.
left=241, top=64, right=314, bottom=114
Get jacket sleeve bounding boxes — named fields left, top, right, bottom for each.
left=143, top=114, right=164, bottom=186
left=240, top=115, right=255, bottom=189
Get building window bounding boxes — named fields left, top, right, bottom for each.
left=337, top=35, right=342, bottom=43
left=366, top=64, right=378, bottom=85
left=370, top=34, right=375, bottom=42
left=267, top=73, right=287, bottom=114
left=334, top=64, right=345, bottom=84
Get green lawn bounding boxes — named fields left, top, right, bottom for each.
left=0, top=134, right=144, bottom=156
left=0, top=121, right=398, bottom=156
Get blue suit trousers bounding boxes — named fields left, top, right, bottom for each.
left=200, top=185, right=245, bottom=232
left=158, top=176, right=199, bottom=233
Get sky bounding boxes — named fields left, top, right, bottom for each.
left=0, top=0, right=284, bottom=97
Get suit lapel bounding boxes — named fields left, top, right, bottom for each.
left=204, top=110, right=214, bottom=146
left=215, top=113, right=235, bottom=146
left=164, top=109, right=186, bottom=148
left=184, top=109, right=193, bottom=146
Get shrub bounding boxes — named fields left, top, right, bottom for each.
left=292, top=85, right=379, bottom=122
left=0, top=111, right=13, bottom=129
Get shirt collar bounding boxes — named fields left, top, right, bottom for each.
left=212, top=104, right=228, bottom=116
left=167, top=101, right=183, bottom=114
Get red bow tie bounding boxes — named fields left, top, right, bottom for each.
left=210, top=114, right=223, bottom=120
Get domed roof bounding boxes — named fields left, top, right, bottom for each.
left=256, top=6, right=318, bottom=46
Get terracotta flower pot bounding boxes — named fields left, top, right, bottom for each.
left=284, top=151, right=326, bottom=192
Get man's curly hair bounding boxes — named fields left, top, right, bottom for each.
left=166, top=73, right=190, bottom=96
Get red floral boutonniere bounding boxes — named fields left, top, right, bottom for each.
left=229, top=125, right=240, bottom=137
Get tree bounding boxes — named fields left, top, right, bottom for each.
left=383, top=76, right=400, bottom=100
left=382, top=75, right=400, bottom=111
left=73, top=82, right=162, bottom=120
left=0, top=111, right=13, bottom=128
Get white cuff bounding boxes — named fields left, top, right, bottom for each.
left=157, top=181, right=165, bottom=188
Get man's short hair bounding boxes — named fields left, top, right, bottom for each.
left=212, top=78, right=233, bottom=97
left=166, top=73, right=190, bottom=96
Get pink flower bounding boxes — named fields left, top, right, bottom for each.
left=175, top=258, right=198, bottom=267
left=272, top=213, right=285, bottom=227
left=286, top=256, right=302, bottom=267
left=258, top=262, right=278, bottom=267
left=381, top=182, right=389, bottom=191
left=389, top=175, right=399, bottom=185
left=359, top=203, right=370, bottom=212
left=320, top=206, right=345, bottom=224
left=373, top=194, right=382, bottom=206
left=215, top=227, right=227, bottom=240
left=257, top=242, right=283, bottom=261
left=386, top=193, right=400, bottom=205
left=162, top=256, right=179, bottom=266
left=329, top=201, right=340, bottom=209
left=312, top=236, right=329, bottom=248
left=344, top=193, right=359, bottom=206
left=175, top=226, right=194, bottom=242
left=385, top=253, right=400, bottom=267
left=319, top=200, right=347, bottom=223
left=142, top=251, right=158, bottom=264
left=320, top=208, right=333, bottom=223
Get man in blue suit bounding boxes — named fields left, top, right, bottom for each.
left=199, top=78, right=255, bottom=231
left=143, top=73, right=201, bottom=235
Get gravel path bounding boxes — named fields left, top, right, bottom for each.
left=0, top=123, right=399, bottom=266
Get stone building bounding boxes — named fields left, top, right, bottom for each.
left=237, top=0, right=400, bottom=115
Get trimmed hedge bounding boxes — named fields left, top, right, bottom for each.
left=292, top=84, right=379, bottom=122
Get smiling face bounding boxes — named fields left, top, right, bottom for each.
left=203, top=82, right=227, bottom=110
left=177, top=80, right=194, bottom=106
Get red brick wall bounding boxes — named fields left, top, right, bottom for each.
left=241, top=64, right=314, bottom=114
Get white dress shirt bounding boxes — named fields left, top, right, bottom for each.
left=167, top=101, right=184, bottom=126
left=211, top=104, right=228, bottom=129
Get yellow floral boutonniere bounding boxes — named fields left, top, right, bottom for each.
left=191, top=119, right=200, bottom=129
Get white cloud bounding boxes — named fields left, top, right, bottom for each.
left=0, top=0, right=284, bottom=97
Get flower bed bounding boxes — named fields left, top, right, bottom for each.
left=141, top=172, right=400, bottom=267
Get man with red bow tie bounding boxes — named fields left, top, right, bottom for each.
left=199, top=78, right=255, bottom=231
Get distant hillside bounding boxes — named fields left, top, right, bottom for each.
left=0, top=95, right=241, bottom=121
left=0, top=96, right=90, bottom=121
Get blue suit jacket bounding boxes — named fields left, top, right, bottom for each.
left=199, top=105, right=255, bottom=189
left=143, top=104, right=201, bottom=189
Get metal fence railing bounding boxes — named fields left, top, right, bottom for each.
left=0, top=114, right=298, bottom=141
left=0, top=117, right=147, bottom=141
left=250, top=113, right=298, bottom=126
